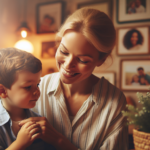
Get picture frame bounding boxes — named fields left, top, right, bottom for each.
left=117, top=0, right=150, bottom=24
left=117, top=26, right=150, bottom=56
left=41, top=59, right=58, bottom=77
left=77, top=0, right=112, bottom=18
left=41, top=41, right=57, bottom=59
left=120, top=58, right=150, bottom=92
left=93, top=72, right=115, bottom=85
left=36, top=1, right=65, bottom=34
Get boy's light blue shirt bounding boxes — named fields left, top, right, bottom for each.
left=0, top=100, right=55, bottom=150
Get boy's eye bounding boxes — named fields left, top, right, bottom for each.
left=24, top=86, right=31, bottom=90
left=37, top=83, right=39, bottom=87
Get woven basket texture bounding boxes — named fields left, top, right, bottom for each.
left=133, top=129, right=150, bottom=150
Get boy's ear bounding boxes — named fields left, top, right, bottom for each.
left=0, top=84, right=7, bottom=98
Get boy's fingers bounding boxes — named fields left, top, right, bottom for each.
left=30, top=127, right=41, bottom=135
left=31, top=133, right=41, bottom=141
left=21, top=121, right=36, bottom=128
left=19, top=117, right=42, bottom=126
left=19, top=117, right=44, bottom=126
left=27, top=123, right=40, bottom=131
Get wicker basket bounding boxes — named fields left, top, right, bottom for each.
left=133, top=129, right=150, bottom=150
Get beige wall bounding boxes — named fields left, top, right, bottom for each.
left=0, top=0, right=150, bottom=105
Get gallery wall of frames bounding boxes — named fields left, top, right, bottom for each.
left=35, top=0, right=150, bottom=95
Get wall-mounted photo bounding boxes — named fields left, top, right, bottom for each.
left=41, top=59, right=58, bottom=76
left=41, top=41, right=57, bottom=59
left=36, top=1, right=64, bottom=33
left=117, top=0, right=150, bottom=23
left=77, top=0, right=112, bottom=18
left=117, top=26, right=149, bottom=56
left=120, top=59, right=150, bottom=91
left=93, top=72, right=115, bottom=85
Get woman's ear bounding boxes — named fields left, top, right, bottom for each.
left=0, top=84, right=7, bottom=98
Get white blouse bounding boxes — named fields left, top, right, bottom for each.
left=32, top=73, right=128, bottom=150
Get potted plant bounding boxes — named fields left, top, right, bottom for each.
left=122, top=91, right=150, bottom=150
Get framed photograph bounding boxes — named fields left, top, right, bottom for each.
left=36, top=1, right=64, bottom=34
left=117, top=26, right=149, bottom=56
left=41, top=41, right=57, bottom=59
left=120, top=58, right=150, bottom=91
left=93, top=72, right=115, bottom=85
left=41, top=59, right=58, bottom=76
left=117, top=0, right=150, bottom=23
left=77, top=0, right=112, bottom=18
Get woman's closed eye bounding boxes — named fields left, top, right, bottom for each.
left=78, top=58, right=89, bottom=64
left=60, top=50, right=68, bottom=55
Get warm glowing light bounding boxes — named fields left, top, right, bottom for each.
left=21, top=30, right=27, bottom=38
left=14, top=39, right=34, bottom=53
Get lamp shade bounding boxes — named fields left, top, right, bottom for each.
left=14, top=39, right=34, bottom=53
left=16, top=22, right=31, bottom=38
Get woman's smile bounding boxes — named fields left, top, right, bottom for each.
left=61, top=67, right=79, bottom=78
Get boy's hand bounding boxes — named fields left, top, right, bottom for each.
left=16, top=121, right=41, bottom=149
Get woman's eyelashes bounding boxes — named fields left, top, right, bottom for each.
left=60, top=49, right=89, bottom=64
left=60, top=50, right=68, bottom=55
left=78, top=58, right=88, bottom=64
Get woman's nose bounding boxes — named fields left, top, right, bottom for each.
left=64, top=55, right=76, bottom=69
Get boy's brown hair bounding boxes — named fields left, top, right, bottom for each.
left=0, top=47, right=42, bottom=89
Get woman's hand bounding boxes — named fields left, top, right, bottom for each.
left=19, top=117, right=78, bottom=150
left=17, top=121, right=41, bottom=148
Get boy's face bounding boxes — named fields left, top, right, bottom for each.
left=3, top=70, right=41, bottom=109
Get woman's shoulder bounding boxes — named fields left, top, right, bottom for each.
left=40, top=72, right=60, bottom=89
left=94, top=77, right=126, bottom=103
left=41, top=72, right=60, bottom=82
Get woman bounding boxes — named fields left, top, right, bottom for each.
left=123, top=29, right=143, bottom=50
left=20, top=8, right=128, bottom=150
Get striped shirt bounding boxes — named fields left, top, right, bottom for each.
left=32, top=72, right=128, bottom=150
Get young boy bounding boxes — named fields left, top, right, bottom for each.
left=0, top=48, right=55, bottom=150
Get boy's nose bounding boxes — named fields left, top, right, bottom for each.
left=33, top=88, right=40, bottom=97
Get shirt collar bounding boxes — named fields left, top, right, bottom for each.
left=44, top=73, right=105, bottom=104
left=45, top=73, right=61, bottom=95
left=0, top=100, right=10, bottom=126
left=92, top=77, right=104, bottom=105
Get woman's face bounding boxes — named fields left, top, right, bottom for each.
left=55, top=31, right=103, bottom=84
left=130, top=32, right=138, bottom=46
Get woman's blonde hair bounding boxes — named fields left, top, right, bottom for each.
left=56, top=8, right=116, bottom=60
